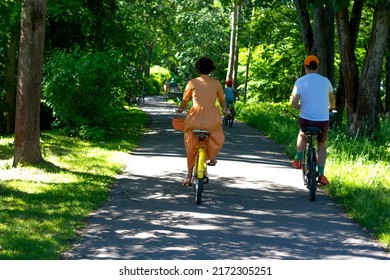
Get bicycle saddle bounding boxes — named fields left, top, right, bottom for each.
left=302, top=127, right=322, bottom=134
left=192, top=129, right=210, bottom=134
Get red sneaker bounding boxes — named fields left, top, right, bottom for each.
left=292, top=159, right=302, bottom=169
left=318, top=175, right=329, bottom=185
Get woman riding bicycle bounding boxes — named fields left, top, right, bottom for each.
left=290, top=55, right=336, bottom=185
left=176, top=57, right=228, bottom=186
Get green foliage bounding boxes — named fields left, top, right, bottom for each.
left=150, top=66, right=170, bottom=85
left=242, top=44, right=301, bottom=102
left=46, top=0, right=119, bottom=51
left=150, top=66, right=171, bottom=94
left=240, top=3, right=304, bottom=102
left=42, top=48, right=129, bottom=138
left=172, top=2, right=230, bottom=81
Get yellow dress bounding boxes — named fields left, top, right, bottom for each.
left=183, top=75, right=225, bottom=169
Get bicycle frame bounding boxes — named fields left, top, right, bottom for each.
left=193, top=130, right=209, bottom=204
left=284, top=109, right=323, bottom=201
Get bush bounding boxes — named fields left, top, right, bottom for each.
left=42, top=48, right=129, bottom=136
left=150, top=66, right=170, bottom=94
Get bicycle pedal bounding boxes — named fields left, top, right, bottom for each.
left=203, top=176, right=209, bottom=184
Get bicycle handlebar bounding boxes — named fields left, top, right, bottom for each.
left=284, top=109, right=338, bottom=120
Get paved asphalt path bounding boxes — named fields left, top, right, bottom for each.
left=68, top=95, right=389, bottom=260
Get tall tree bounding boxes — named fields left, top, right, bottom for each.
left=386, top=39, right=390, bottom=114
left=4, top=2, right=20, bottom=134
left=336, top=0, right=390, bottom=137
left=227, top=0, right=239, bottom=84
left=293, top=0, right=335, bottom=80
left=13, top=0, right=47, bottom=167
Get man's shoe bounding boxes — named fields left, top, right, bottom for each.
left=292, top=159, right=302, bottom=169
left=318, top=175, right=329, bottom=185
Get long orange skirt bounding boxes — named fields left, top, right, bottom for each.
left=184, top=106, right=225, bottom=169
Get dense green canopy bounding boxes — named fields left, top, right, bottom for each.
left=1, top=0, right=389, bottom=139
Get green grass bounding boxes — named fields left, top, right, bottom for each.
left=0, top=106, right=148, bottom=259
left=236, top=101, right=390, bottom=251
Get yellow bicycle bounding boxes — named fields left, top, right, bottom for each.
left=172, top=116, right=210, bottom=204
left=192, top=129, right=209, bottom=204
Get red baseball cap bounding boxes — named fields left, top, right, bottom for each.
left=304, top=55, right=319, bottom=66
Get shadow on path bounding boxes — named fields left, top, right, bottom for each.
left=68, top=96, right=389, bottom=260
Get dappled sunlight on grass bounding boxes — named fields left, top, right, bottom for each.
left=0, top=107, right=148, bottom=259
left=325, top=161, right=390, bottom=247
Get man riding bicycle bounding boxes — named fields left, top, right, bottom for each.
left=290, top=55, right=336, bottom=185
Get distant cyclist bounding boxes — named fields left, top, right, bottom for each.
left=290, top=55, right=336, bottom=185
left=169, top=78, right=180, bottom=92
left=224, top=79, right=238, bottom=109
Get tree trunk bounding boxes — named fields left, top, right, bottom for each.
left=336, top=7, right=361, bottom=133
left=13, top=0, right=47, bottom=167
left=334, top=0, right=362, bottom=123
left=243, top=6, right=255, bottom=102
left=352, top=5, right=390, bottom=136
left=227, top=0, right=238, bottom=82
left=232, top=4, right=241, bottom=88
left=294, top=0, right=334, bottom=80
left=293, top=0, right=313, bottom=54
left=5, top=25, right=19, bottom=134
left=335, top=68, right=346, bottom=126
left=386, top=51, right=390, bottom=114
left=313, top=6, right=327, bottom=75
left=325, top=3, right=335, bottom=86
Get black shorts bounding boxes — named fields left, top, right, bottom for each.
left=299, top=117, right=329, bottom=143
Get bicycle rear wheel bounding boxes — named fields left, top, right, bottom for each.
left=223, top=115, right=228, bottom=126
left=228, top=115, right=234, bottom=127
left=195, top=148, right=207, bottom=204
left=195, top=178, right=203, bottom=204
left=308, top=148, right=317, bottom=201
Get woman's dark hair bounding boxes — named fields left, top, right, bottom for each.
left=195, top=57, right=216, bottom=74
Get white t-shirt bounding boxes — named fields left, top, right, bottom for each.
left=292, top=73, right=333, bottom=121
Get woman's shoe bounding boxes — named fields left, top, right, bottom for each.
left=183, top=178, right=192, bottom=187
left=207, top=159, right=217, bottom=166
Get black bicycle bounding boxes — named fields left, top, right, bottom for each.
left=223, top=105, right=235, bottom=127
left=286, top=109, right=336, bottom=201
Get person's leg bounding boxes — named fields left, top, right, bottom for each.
left=206, top=127, right=224, bottom=165
left=292, top=131, right=306, bottom=169
left=316, top=141, right=329, bottom=185
left=184, top=165, right=194, bottom=186
left=296, top=131, right=307, bottom=160
left=317, top=141, right=326, bottom=174
left=316, top=122, right=329, bottom=185
left=184, top=131, right=196, bottom=186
